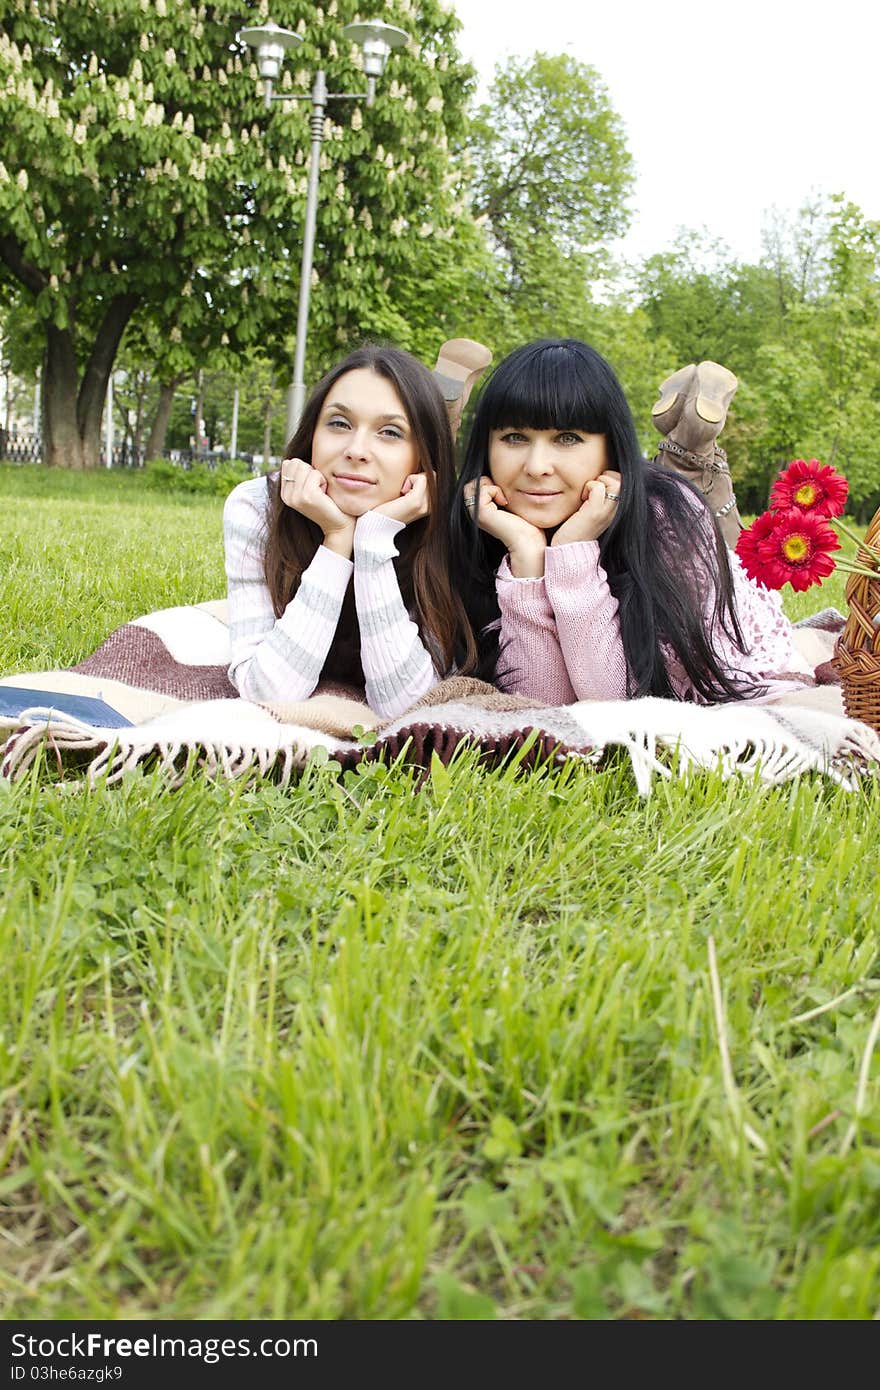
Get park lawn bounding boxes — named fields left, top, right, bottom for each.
left=1, top=464, right=878, bottom=1321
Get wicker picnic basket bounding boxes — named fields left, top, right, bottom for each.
left=832, top=503, right=880, bottom=734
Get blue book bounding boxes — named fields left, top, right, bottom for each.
left=0, top=686, right=134, bottom=728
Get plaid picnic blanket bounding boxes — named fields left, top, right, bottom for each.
left=1, top=601, right=878, bottom=795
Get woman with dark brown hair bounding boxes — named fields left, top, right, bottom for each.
left=223, top=345, right=476, bottom=717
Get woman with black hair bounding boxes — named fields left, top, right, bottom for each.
left=450, top=338, right=814, bottom=705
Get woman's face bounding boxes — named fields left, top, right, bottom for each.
left=488, top=426, right=610, bottom=529
left=310, top=368, right=419, bottom=517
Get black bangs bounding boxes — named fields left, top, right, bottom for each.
left=478, top=339, right=617, bottom=434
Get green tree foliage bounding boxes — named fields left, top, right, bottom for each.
left=734, top=202, right=880, bottom=516
left=166, top=355, right=285, bottom=459
left=0, top=0, right=485, bottom=467
left=638, top=231, right=785, bottom=376
left=635, top=201, right=880, bottom=517
left=468, top=51, right=635, bottom=352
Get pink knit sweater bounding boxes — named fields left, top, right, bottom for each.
left=495, top=539, right=814, bottom=705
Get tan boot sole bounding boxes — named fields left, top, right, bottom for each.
left=434, top=338, right=493, bottom=402
left=651, top=363, right=696, bottom=430
left=694, top=361, right=738, bottom=425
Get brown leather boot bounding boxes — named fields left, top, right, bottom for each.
left=651, top=360, right=745, bottom=548
left=433, top=338, right=492, bottom=440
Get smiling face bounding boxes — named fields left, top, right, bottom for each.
left=488, top=426, right=609, bottom=530
left=310, top=367, right=419, bottom=517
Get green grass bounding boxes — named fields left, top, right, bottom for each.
left=1, top=464, right=879, bottom=1321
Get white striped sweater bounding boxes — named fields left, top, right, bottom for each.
left=223, top=475, right=439, bottom=718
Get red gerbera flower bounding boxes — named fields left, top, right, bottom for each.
left=769, top=457, right=848, bottom=518
left=754, top=508, right=841, bottom=592
left=735, top=509, right=781, bottom=587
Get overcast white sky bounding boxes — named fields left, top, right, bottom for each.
left=449, top=0, right=879, bottom=266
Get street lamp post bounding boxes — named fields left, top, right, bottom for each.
left=238, top=17, right=409, bottom=444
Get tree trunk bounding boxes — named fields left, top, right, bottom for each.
left=144, top=372, right=187, bottom=461
left=263, top=401, right=273, bottom=464
left=132, top=370, right=148, bottom=464
left=43, top=324, right=84, bottom=468
left=194, top=368, right=205, bottom=457
left=77, top=293, right=139, bottom=469
left=41, top=294, right=139, bottom=468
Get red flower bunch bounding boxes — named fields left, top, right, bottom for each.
left=744, top=510, right=840, bottom=591
left=736, top=458, right=851, bottom=592
left=769, top=457, right=849, bottom=518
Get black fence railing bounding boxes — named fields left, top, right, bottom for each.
left=0, top=433, right=272, bottom=471
left=0, top=429, right=43, bottom=463
left=165, top=449, right=275, bottom=471
left=0, top=431, right=146, bottom=467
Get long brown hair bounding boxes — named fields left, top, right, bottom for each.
left=263, top=344, right=477, bottom=684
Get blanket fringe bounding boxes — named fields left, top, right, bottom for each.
left=2, top=704, right=879, bottom=793
left=1, top=720, right=309, bottom=789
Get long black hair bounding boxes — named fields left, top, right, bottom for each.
left=450, top=338, right=755, bottom=701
